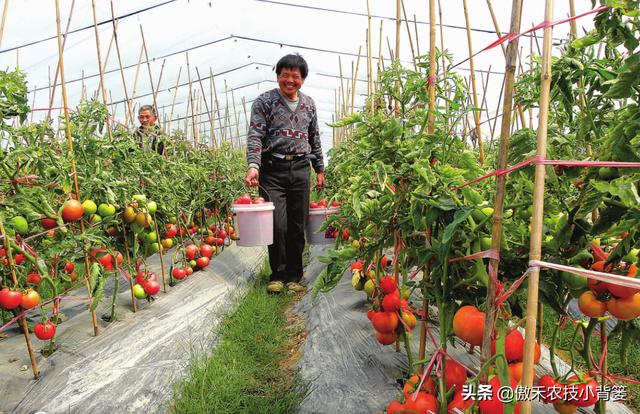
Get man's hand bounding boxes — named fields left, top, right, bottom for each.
left=316, top=172, right=325, bottom=191
left=245, top=167, right=259, bottom=187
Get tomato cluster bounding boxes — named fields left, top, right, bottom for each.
left=537, top=373, right=599, bottom=409
left=577, top=242, right=640, bottom=321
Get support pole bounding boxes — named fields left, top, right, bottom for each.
left=462, top=0, right=484, bottom=164
left=0, top=0, right=9, bottom=49
left=91, top=0, right=113, bottom=141
left=46, top=0, right=76, bottom=123
left=167, top=67, right=182, bottom=135
left=110, top=1, right=134, bottom=129
left=521, top=2, right=555, bottom=413
left=482, top=0, right=524, bottom=362
left=56, top=0, right=99, bottom=336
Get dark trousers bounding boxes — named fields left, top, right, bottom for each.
left=259, top=157, right=310, bottom=283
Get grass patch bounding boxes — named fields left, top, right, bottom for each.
left=170, top=261, right=309, bottom=414
left=540, top=304, right=640, bottom=413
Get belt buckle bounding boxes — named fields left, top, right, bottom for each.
left=284, top=154, right=294, bottom=161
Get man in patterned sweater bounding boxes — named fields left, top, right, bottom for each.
left=244, top=53, right=325, bottom=293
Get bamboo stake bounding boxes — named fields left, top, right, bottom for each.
left=139, top=25, right=158, bottom=113
left=351, top=47, right=362, bottom=114
left=413, top=14, right=420, bottom=62
left=437, top=0, right=450, bottom=131
left=29, top=85, right=36, bottom=123
left=91, top=0, right=113, bottom=141
left=366, top=0, right=372, bottom=100
left=110, top=1, right=134, bottom=129
left=482, top=0, right=523, bottom=364
left=129, top=45, right=145, bottom=114
left=154, top=59, right=166, bottom=114
left=209, top=69, right=218, bottom=147
left=100, top=19, right=119, bottom=82
left=419, top=0, right=437, bottom=371
left=242, top=96, right=249, bottom=141
left=395, top=0, right=401, bottom=62
left=400, top=0, right=417, bottom=71
left=568, top=0, right=578, bottom=40
left=485, top=0, right=508, bottom=57
left=378, top=20, right=384, bottom=71
left=224, top=80, right=231, bottom=142
left=462, top=0, right=484, bottom=164
left=167, top=67, right=182, bottom=134
left=0, top=0, right=9, bottom=49
left=55, top=0, right=99, bottom=337
left=195, top=67, right=215, bottom=147
left=521, top=2, right=555, bottom=412
left=81, top=70, right=87, bottom=101
left=232, top=90, right=240, bottom=142
left=185, top=52, right=197, bottom=145
left=0, top=218, right=39, bottom=379
left=46, top=0, right=76, bottom=123
left=210, top=68, right=224, bottom=141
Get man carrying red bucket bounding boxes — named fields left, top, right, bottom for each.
left=244, top=53, right=325, bottom=294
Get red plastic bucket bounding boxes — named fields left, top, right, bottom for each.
left=231, top=202, right=275, bottom=247
left=306, top=207, right=340, bottom=244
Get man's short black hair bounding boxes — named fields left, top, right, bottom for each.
left=275, top=54, right=309, bottom=79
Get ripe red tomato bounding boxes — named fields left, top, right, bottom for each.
left=566, top=375, right=598, bottom=407
left=26, top=272, right=42, bottom=285
left=386, top=400, right=404, bottom=414
left=331, top=201, right=341, bottom=207
left=448, top=390, right=473, bottom=413
left=318, top=199, right=328, bottom=208
left=164, top=224, right=178, bottom=238
left=0, top=288, right=22, bottom=310
left=252, top=196, right=266, bottom=204
left=185, top=267, right=194, bottom=276
left=40, top=217, right=57, bottom=230
left=606, top=263, right=639, bottom=298
left=61, top=199, right=84, bottom=222
left=350, top=261, right=363, bottom=272
left=234, top=194, right=252, bottom=204
left=21, top=289, right=41, bottom=310
left=379, top=276, right=398, bottom=294
left=13, top=253, right=26, bottom=265
left=453, top=305, right=486, bottom=346
left=309, top=202, right=319, bottom=209
left=205, top=235, right=216, bottom=245
left=371, top=311, right=399, bottom=334
left=200, top=244, right=214, bottom=258
left=172, top=268, right=187, bottom=280
left=444, top=358, right=467, bottom=393
left=375, top=331, right=397, bottom=345
left=404, top=391, right=439, bottom=414
left=34, top=321, right=56, bottom=340
left=478, top=376, right=520, bottom=414
left=144, top=280, right=161, bottom=296
left=538, top=374, right=561, bottom=403
left=382, top=291, right=401, bottom=312
left=491, top=329, right=525, bottom=362
left=196, top=256, right=210, bottom=268
left=64, top=261, right=75, bottom=274
left=217, top=230, right=227, bottom=240
left=185, top=244, right=199, bottom=260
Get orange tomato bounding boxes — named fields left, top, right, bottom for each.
left=606, top=264, right=639, bottom=299
left=453, top=305, right=486, bottom=346
left=578, top=291, right=606, bottom=318
left=607, top=293, right=640, bottom=320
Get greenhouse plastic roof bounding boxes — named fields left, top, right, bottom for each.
left=0, top=0, right=596, bottom=154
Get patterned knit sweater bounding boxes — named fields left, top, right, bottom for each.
left=246, top=88, right=324, bottom=173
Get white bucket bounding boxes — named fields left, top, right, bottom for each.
left=306, top=207, right=340, bottom=245
left=231, top=202, right=275, bottom=247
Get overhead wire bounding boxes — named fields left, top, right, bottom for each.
left=0, top=0, right=177, bottom=54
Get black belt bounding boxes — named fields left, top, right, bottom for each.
left=271, top=153, right=306, bottom=161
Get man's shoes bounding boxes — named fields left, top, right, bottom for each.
left=267, top=280, right=284, bottom=294
left=285, top=282, right=306, bottom=293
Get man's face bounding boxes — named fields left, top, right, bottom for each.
left=138, top=109, right=157, bottom=127
left=277, top=67, right=304, bottom=100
